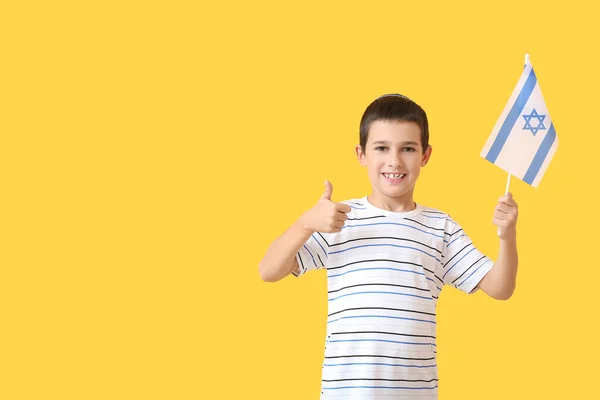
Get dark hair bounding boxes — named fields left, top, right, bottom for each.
left=359, top=94, right=429, bottom=153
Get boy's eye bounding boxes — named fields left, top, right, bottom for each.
left=374, top=146, right=415, bottom=152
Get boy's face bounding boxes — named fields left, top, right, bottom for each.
left=356, top=120, right=432, bottom=204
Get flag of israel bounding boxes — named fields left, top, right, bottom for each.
left=481, top=55, right=558, bottom=188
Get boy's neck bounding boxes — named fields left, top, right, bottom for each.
left=367, top=192, right=417, bottom=213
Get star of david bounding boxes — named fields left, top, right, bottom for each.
left=522, top=109, right=547, bottom=136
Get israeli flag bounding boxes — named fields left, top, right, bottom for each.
left=481, top=55, right=558, bottom=188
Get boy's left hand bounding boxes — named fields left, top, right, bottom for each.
left=493, top=193, right=518, bottom=241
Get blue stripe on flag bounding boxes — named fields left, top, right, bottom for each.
left=485, top=69, right=538, bottom=163
left=523, top=123, right=556, bottom=185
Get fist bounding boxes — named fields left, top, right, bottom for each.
left=300, top=180, right=351, bottom=233
left=493, top=192, right=518, bottom=241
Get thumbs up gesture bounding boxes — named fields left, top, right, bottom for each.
left=300, top=181, right=352, bottom=233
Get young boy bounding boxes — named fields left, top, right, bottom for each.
left=258, top=94, right=519, bottom=399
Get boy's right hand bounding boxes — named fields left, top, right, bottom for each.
left=299, top=180, right=351, bottom=233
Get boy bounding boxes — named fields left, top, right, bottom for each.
left=258, top=94, right=519, bottom=399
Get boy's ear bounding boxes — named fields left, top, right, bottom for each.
left=421, top=145, right=432, bottom=167
left=355, top=144, right=367, bottom=166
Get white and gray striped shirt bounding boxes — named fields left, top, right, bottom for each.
left=294, top=196, right=494, bottom=399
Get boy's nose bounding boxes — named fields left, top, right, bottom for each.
left=388, top=157, right=404, bottom=168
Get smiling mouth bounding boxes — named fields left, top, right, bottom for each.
left=381, top=173, right=407, bottom=183
left=382, top=173, right=406, bottom=179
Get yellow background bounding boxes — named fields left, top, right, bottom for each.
left=1, top=1, right=598, bottom=399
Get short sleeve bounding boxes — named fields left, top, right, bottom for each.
left=292, top=231, right=331, bottom=277
left=440, top=217, right=494, bottom=294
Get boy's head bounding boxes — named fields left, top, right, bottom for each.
left=356, top=94, right=433, bottom=203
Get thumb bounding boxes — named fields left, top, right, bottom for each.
left=321, top=180, right=333, bottom=200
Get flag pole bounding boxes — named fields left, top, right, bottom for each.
left=498, top=173, right=510, bottom=237
left=498, top=53, right=528, bottom=236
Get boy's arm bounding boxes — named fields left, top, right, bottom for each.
left=477, top=193, right=519, bottom=300
left=258, top=220, right=314, bottom=282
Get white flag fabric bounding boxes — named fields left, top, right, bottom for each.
left=480, top=56, right=558, bottom=188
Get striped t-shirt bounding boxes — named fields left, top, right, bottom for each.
left=293, top=196, right=494, bottom=399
